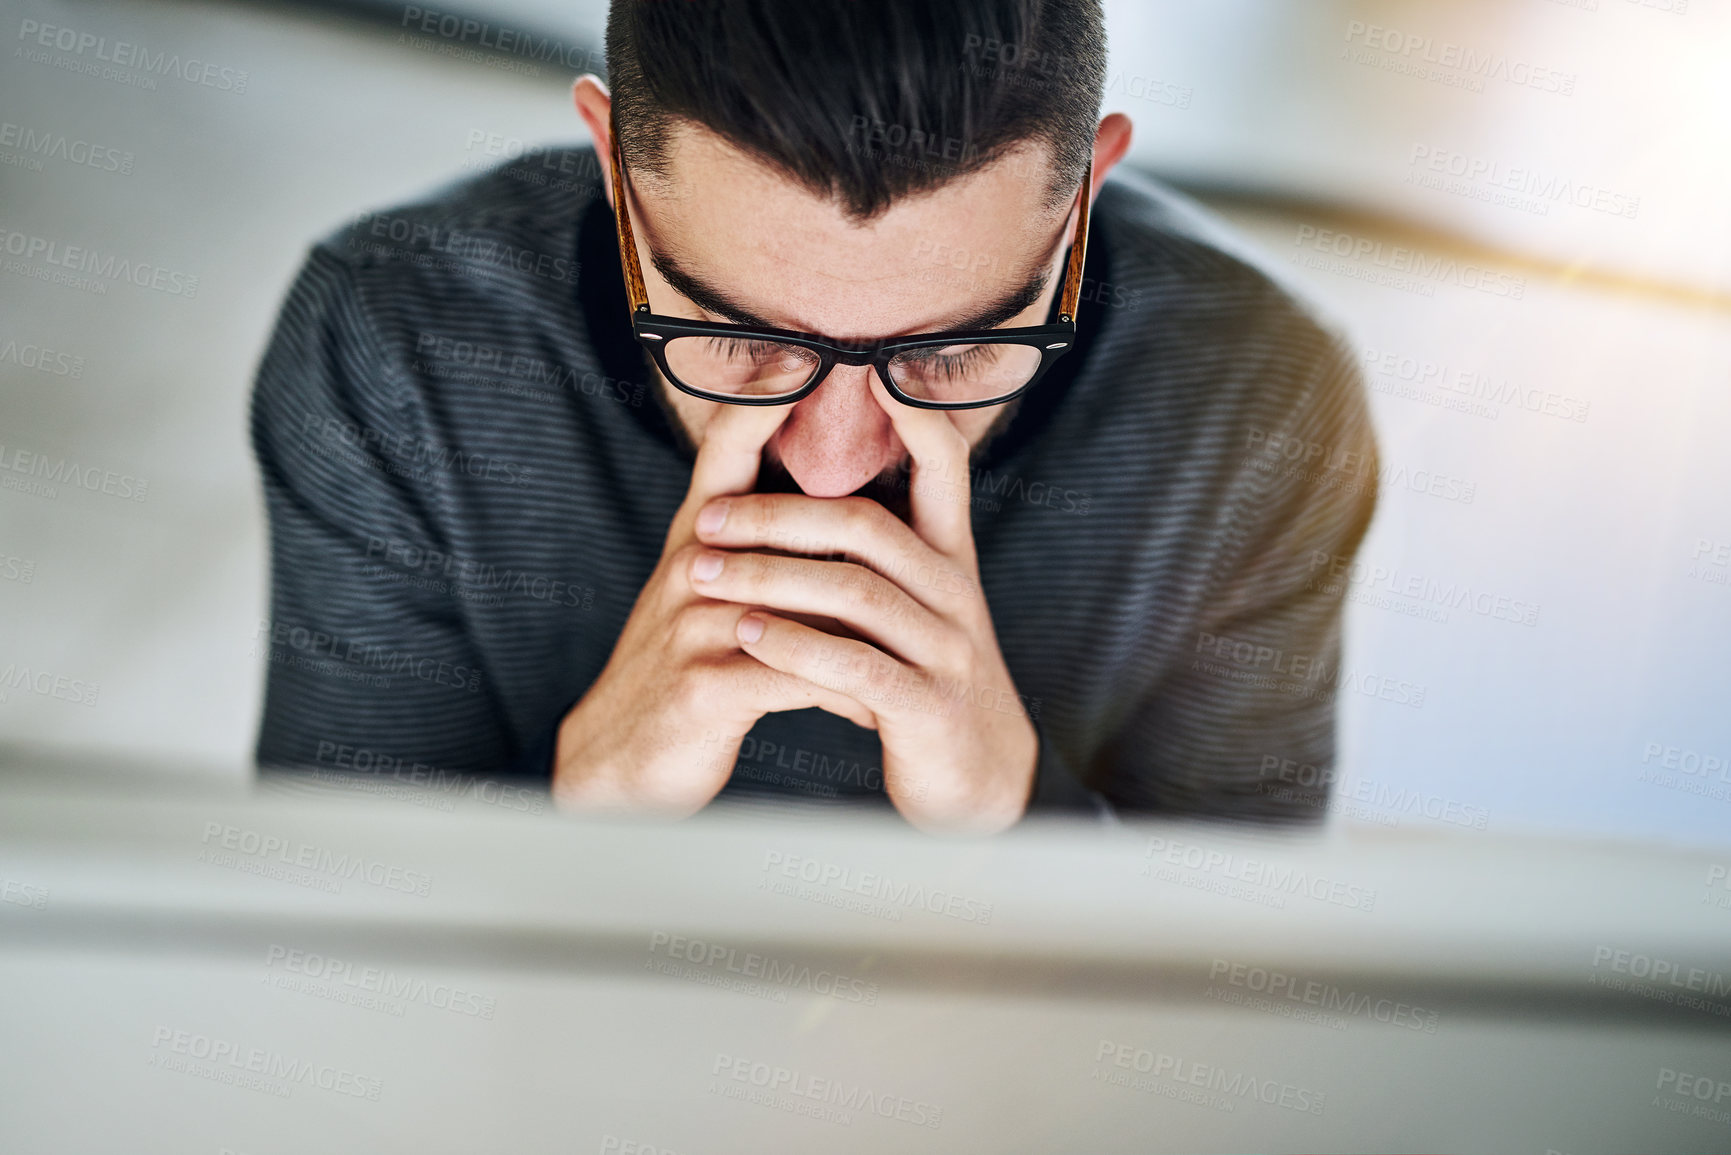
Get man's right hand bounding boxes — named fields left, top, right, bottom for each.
left=551, top=401, right=879, bottom=817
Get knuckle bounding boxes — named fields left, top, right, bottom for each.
left=724, top=550, right=764, bottom=590
left=840, top=564, right=889, bottom=614
left=668, top=667, right=709, bottom=716
left=879, top=653, right=912, bottom=690
left=803, top=634, right=844, bottom=674
left=669, top=604, right=710, bottom=650
left=669, top=541, right=706, bottom=577
left=847, top=645, right=891, bottom=687
left=784, top=625, right=819, bottom=664
left=841, top=495, right=884, bottom=536
left=850, top=648, right=881, bottom=686
left=748, top=494, right=780, bottom=535
left=831, top=661, right=868, bottom=693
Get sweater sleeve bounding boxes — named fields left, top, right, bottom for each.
left=249, top=247, right=515, bottom=777
left=1097, top=336, right=1380, bottom=824
left=1026, top=712, right=1117, bottom=819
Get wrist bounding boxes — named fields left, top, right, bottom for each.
left=550, top=702, right=626, bottom=811
left=892, top=717, right=1036, bottom=835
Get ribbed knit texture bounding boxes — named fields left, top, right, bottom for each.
left=250, top=146, right=1377, bottom=824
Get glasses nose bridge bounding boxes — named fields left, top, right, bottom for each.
left=806, top=341, right=888, bottom=396
left=807, top=350, right=882, bottom=398
left=826, top=343, right=881, bottom=369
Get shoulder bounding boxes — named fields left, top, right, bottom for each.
left=300, top=144, right=605, bottom=342
left=1085, top=168, right=1369, bottom=447
left=1052, top=170, right=1377, bottom=563
left=258, top=146, right=608, bottom=408
left=1092, top=166, right=1356, bottom=370
left=316, top=143, right=604, bottom=267
left=254, top=146, right=608, bottom=431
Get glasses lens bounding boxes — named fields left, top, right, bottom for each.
left=888, top=342, right=1043, bottom=405
left=662, top=335, right=821, bottom=399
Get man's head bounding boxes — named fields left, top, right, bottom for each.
left=575, top=0, right=1131, bottom=506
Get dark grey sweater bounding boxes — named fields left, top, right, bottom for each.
left=249, top=145, right=1377, bottom=823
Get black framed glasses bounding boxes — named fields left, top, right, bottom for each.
left=606, top=109, right=1093, bottom=410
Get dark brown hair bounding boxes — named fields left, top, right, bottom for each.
left=605, top=0, right=1106, bottom=222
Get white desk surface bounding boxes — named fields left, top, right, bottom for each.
left=1, top=756, right=1727, bottom=1153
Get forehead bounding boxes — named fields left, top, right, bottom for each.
left=634, top=122, right=1067, bottom=338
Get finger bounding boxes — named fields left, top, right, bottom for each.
left=664, top=597, right=762, bottom=652
left=736, top=611, right=934, bottom=723
left=689, top=549, right=947, bottom=666
left=866, top=372, right=976, bottom=558
left=692, top=492, right=979, bottom=610
left=688, top=400, right=790, bottom=503
left=664, top=599, right=879, bottom=731
left=712, top=651, right=879, bottom=731
left=664, top=556, right=864, bottom=651
left=663, top=595, right=850, bottom=655
left=666, top=401, right=793, bottom=547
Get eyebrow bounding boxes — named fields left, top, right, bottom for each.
left=645, top=238, right=1056, bottom=342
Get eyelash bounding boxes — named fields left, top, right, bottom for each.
left=704, top=336, right=790, bottom=359
left=698, top=335, right=997, bottom=378
left=904, top=345, right=994, bottom=378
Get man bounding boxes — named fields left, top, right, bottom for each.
left=250, top=0, right=1377, bottom=833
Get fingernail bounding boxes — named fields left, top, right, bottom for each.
left=696, top=500, right=729, bottom=535
left=737, top=613, right=765, bottom=644
left=692, top=552, right=724, bottom=582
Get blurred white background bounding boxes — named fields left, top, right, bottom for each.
left=1, top=0, right=1727, bottom=845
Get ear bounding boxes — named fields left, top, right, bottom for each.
left=1089, top=112, right=1134, bottom=201
left=572, top=75, right=615, bottom=211
left=1058, top=112, right=1134, bottom=250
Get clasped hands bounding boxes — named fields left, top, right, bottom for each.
left=552, top=374, right=1038, bottom=834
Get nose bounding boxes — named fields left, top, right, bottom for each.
left=770, top=362, right=902, bottom=498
